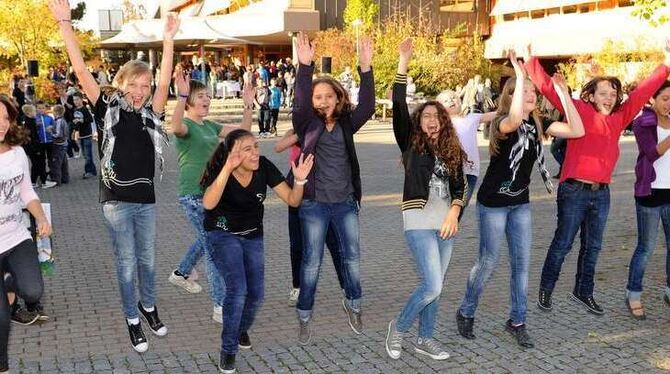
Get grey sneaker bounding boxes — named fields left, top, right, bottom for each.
left=414, top=338, right=450, bottom=360
left=385, top=319, right=403, bottom=359
left=288, top=288, right=299, bottom=307
left=297, top=319, right=311, bottom=345
left=169, top=270, right=202, bottom=294
left=341, top=299, right=362, bottom=334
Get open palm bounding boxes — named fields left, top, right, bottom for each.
left=164, top=13, right=180, bottom=40
left=174, top=66, right=190, bottom=96
left=49, top=0, right=71, bottom=21
left=398, top=37, right=413, bottom=62
left=291, top=153, right=314, bottom=181
left=224, top=142, right=245, bottom=172
left=296, top=32, right=315, bottom=66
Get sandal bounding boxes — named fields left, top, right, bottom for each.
left=625, top=297, right=646, bottom=320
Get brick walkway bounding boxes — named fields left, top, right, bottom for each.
left=7, top=119, right=670, bottom=373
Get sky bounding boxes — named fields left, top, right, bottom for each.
left=77, top=0, right=160, bottom=34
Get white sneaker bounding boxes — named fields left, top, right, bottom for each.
left=288, top=288, right=300, bottom=307
left=168, top=271, right=202, bottom=293
left=41, top=181, right=57, bottom=189
left=213, top=305, right=223, bottom=324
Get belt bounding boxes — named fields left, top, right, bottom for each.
left=564, top=178, right=608, bottom=191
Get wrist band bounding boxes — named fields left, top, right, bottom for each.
left=178, top=94, right=188, bottom=99
left=244, top=104, right=254, bottom=110
left=295, top=179, right=308, bottom=186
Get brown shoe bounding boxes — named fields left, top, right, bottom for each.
left=625, top=297, right=646, bottom=320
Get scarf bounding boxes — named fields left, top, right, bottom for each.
left=100, top=91, right=169, bottom=190
left=509, top=119, right=553, bottom=193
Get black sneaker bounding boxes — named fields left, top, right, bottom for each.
left=505, top=320, right=534, bottom=348
left=127, top=321, right=148, bottom=353
left=456, top=309, right=475, bottom=340
left=537, top=288, right=553, bottom=311
left=342, top=299, right=363, bottom=334
left=138, top=303, right=168, bottom=336
left=239, top=331, right=251, bottom=349
left=11, top=305, right=39, bottom=325
left=569, top=292, right=604, bottom=315
left=27, top=301, right=49, bottom=321
left=219, top=353, right=236, bottom=373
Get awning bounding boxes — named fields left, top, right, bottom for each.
left=100, top=0, right=319, bottom=49
left=490, top=0, right=595, bottom=16
left=485, top=7, right=665, bottom=58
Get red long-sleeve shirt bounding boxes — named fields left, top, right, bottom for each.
left=525, top=57, right=670, bottom=183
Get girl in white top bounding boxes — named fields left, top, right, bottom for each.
left=0, top=95, right=51, bottom=373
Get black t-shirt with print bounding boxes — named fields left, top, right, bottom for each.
left=204, top=156, right=285, bottom=238
left=477, top=116, right=550, bottom=208
left=94, top=94, right=157, bottom=204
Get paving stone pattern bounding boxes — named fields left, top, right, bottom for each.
left=7, top=119, right=670, bottom=373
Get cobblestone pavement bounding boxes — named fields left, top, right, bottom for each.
left=7, top=118, right=670, bottom=373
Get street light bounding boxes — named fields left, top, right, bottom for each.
left=352, top=19, right=363, bottom=64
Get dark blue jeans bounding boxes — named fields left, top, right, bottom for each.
left=288, top=206, right=344, bottom=289
left=540, top=182, right=610, bottom=297
left=80, top=137, right=97, bottom=176
left=297, top=197, right=362, bottom=320
left=207, top=230, right=264, bottom=356
left=626, top=201, right=670, bottom=298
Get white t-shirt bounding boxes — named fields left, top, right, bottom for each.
left=652, top=126, right=670, bottom=189
left=452, top=113, right=482, bottom=176
left=0, top=146, right=38, bottom=254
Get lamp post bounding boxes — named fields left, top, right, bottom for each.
left=352, top=19, right=363, bottom=64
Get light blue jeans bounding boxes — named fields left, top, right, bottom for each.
left=396, top=230, right=453, bottom=338
left=102, top=201, right=156, bottom=319
left=176, top=195, right=225, bottom=307
left=460, top=202, right=531, bottom=324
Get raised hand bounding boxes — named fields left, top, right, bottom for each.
left=552, top=72, right=569, bottom=93
left=664, top=38, right=670, bottom=67
left=164, top=12, right=180, bottom=41
left=242, top=78, right=255, bottom=107
left=296, top=32, right=315, bottom=66
left=174, top=65, right=190, bottom=96
left=291, top=153, right=315, bottom=181
left=520, top=44, right=532, bottom=63
left=49, top=0, right=71, bottom=21
left=223, top=142, right=245, bottom=173
left=359, top=36, right=374, bottom=72
left=398, top=37, right=413, bottom=63
left=508, top=48, right=526, bottom=77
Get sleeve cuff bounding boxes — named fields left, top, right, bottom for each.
left=395, top=73, right=407, bottom=84
left=451, top=199, right=464, bottom=207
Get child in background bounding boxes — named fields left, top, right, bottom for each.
left=48, top=105, right=69, bottom=186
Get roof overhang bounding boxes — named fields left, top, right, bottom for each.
left=490, top=0, right=595, bottom=16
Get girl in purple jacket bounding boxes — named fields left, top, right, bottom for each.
left=626, top=80, right=670, bottom=320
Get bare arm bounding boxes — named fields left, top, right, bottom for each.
left=171, top=66, right=189, bottom=137
left=480, top=111, right=497, bottom=123
left=546, top=74, right=585, bottom=139
left=50, top=0, right=100, bottom=104
left=152, top=14, right=180, bottom=114
left=275, top=129, right=299, bottom=153
left=499, top=50, right=526, bottom=134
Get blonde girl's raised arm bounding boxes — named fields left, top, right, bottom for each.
left=152, top=13, right=180, bottom=113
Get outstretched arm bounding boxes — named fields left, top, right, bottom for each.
left=292, top=32, right=317, bottom=136
left=499, top=50, right=526, bottom=134
left=171, top=66, right=189, bottom=137
left=523, top=45, right=568, bottom=114
left=50, top=0, right=100, bottom=104
left=351, top=36, right=375, bottom=132
left=275, top=129, right=299, bottom=153
left=546, top=73, right=585, bottom=139
left=152, top=13, right=179, bottom=114
left=392, top=38, right=413, bottom=152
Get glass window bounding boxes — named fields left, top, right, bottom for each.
left=440, top=0, right=475, bottom=12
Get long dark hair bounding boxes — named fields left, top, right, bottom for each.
left=580, top=76, right=623, bottom=112
left=409, top=101, right=469, bottom=174
left=311, top=76, right=352, bottom=122
left=200, top=129, right=254, bottom=189
left=0, top=95, right=28, bottom=146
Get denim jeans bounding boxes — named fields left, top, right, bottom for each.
left=396, top=230, right=453, bottom=338
left=0, top=239, right=44, bottom=370
left=80, top=137, right=97, bottom=176
left=177, top=195, right=225, bottom=307
left=459, top=203, right=531, bottom=324
left=288, top=206, right=344, bottom=289
left=207, top=230, right=264, bottom=356
left=49, top=144, right=69, bottom=185
left=102, top=202, right=156, bottom=319
left=297, top=197, right=362, bottom=320
left=626, top=201, right=670, bottom=298
left=540, top=182, right=610, bottom=297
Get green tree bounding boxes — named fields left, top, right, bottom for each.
left=632, top=0, right=669, bottom=26
left=343, top=0, right=379, bottom=32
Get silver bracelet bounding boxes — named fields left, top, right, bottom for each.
left=295, top=179, right=308, bottom=186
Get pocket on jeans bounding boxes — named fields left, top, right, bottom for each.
left=347, top=196, right=360, bottom=214
left=558, top=182, right=580, bottom=197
